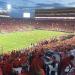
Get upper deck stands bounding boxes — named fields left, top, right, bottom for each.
left=35, top=8, right=75, bottom=17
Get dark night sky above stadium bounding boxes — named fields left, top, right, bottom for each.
left=0, top=0, right=75, bottom=18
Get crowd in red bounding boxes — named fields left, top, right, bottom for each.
left=0, top=18, right=75, bottom=75
left=0, top=34, right=75, bottom=75
left=0, top=18, right=75, bottom=32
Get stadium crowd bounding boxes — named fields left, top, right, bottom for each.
left=0, top=18, right=75, bottom=32
left=0, top=34, right=75, bottom=75
left=0, top=18, right=75, bottom=75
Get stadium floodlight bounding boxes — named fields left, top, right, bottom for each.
left=7, top=4, right=12, bottom=11
left=23, top=12, right=30, bottom=18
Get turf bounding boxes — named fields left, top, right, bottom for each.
left=0, top=30, right=66, bottom=54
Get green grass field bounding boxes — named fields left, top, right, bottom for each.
left=0, top=30, right=67, bottom=54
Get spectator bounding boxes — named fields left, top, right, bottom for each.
left=58, top=55, right=75, bottom=75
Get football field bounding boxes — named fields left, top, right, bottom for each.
left=0, top=30, right=66, bottom=54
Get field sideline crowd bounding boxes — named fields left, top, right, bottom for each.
left=0, top=34, right=75, bottom=75
left=0, top=18, right=75, bottom=33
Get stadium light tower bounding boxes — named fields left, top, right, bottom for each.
left=7, top=4, right=12, bottom=12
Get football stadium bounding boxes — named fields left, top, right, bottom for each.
left=0, top=0, right=75, bottom=75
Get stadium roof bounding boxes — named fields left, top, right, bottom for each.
left=0, top=0, right=75, bottom=18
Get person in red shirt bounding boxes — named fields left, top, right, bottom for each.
left=0, top=66, right=3, bottom=75
left=30, top=54, right=45, bottom=75
left=4, top=60, right=13, bottom=75
left=58, top=55, right=75, bottom=75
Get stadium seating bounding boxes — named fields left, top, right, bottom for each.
left=0, top=18, right=75, bottom=32
left=0, top=17, right=75, bottom=75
